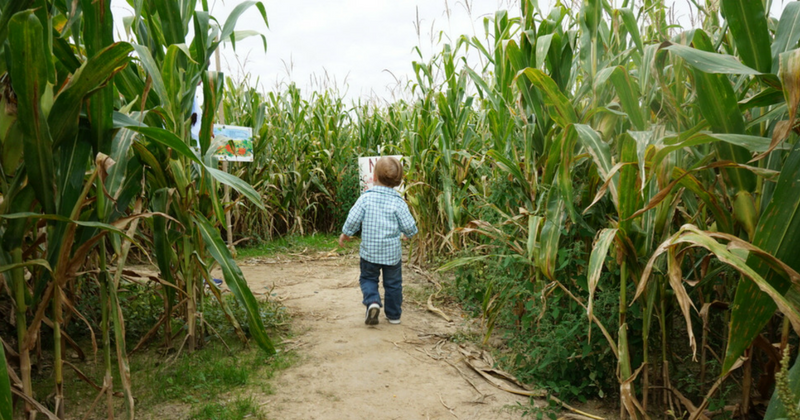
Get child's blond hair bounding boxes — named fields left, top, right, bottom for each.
left=374, top=157, right=403, bottom=188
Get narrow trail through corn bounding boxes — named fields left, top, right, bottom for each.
left=236, top=252, right=533, bottom=420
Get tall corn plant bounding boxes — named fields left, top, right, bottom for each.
left=436, top=0, right=800, bottom=417
left=119, top=0, right=275, bottom=356
left=0, top=1, right=275, bottom=418
left=0, top=1, right=145, bottom=416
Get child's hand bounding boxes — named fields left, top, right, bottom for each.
left=338, top=234, right=350, bottom=248
left=401, top=234, right=408, bottom=241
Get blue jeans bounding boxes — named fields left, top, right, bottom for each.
left=359, top=258, right=403, bottom=320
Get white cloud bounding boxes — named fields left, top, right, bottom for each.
left=112, top=0, right=792, bottom=101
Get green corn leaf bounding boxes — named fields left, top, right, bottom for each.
left=54, top=134, right=92, bottom=224
left=720, top=0, right=772, bottom=74
left=0, top=0, right=34, bottom=47
left=49, top=42, right=133, bottom=148
left=519, top=68, right=577, bottom=128
left=205, top=165, right=265, bottom=212
left=0, top=337, right=12, bottom=420
left=1, top=186, right=35, bottom=250
left=53, top=36, right=81, bottom=73
left=105, top=117, right=143, bottom=216
left=628, top=129, right=662, bottom=194
left=194, top=213, right=276, bottom=354
left=488, top=149, right=531, bottom=202
left=9, top=11, right=56, bottom=215
left=535, top=34, right=553, bottom=69
left=223, top=30, right=268, bottom=52
left=618, top=134, right=639, bottom=234
left=151, top=189, right=177, bottom=305
left=672, top=167, right=733, bottom=234
left=558, top=129, right=592, bottom=232
left=0, top=212, right=136, bottom=242
left=131, top=141, right=168, bottom=190
left=216, top=1, right=268, bottom=52
left=438, top=254, right=499, bottom=272
left=527, top=215, right=542, bottom=262
left=579, top=0, right=601, bottom=80
left=538, top=184, right=565, bottom=281
left=665, top=43, right=761, bottom=76
left=617, top=8, right=643, bottom=54
left=573, top=124, right=618, bottom=207
left=117, top=120, right=262, bottom=211
left=682, top=31, right=757, bottom=193
left=595, top=66, right=646, bottom=130
left=201, top=71, right=225, bottom=154
left=654, top=132, right=782, bottom=168
left=587, top=228, right=617, bottom=336
left=191, top=11, right=212, bottom=64
left=1, top=123, right=24, bottom=175
left=131, top=44, right=169, bottom=108
left=0, top=259, right=52, bottom=273
left=751, top=48, right=800, bottom=161
left=780, top=48, right=800, bottom=126
left=723, top=143, right=800, bottom=373
left=771, top=3, right=800, bottom=73
left=740, top=88, right=786, bottom=110
left=162, top=44, right=194, bottom=118
left=80, top=0, right=113, bottom=57
left=80, top=0, right=116, bottom=153
left=640, top=44, right=659, bottom=93
left=153, top=0, right=185, bottom=46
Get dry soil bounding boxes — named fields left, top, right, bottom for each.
left=237, top=252, right=533, bottom=420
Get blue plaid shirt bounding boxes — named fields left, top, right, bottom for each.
left=342, top=186, right=418, bottom=265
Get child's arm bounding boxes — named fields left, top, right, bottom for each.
left=340, top=197, right=366, bottom=247
left=396, top=200, right=418, bottom=238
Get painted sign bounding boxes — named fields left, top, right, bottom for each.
left=358, top=155, right=404, bottom=193
left=213, top=125, right=254, bottom=162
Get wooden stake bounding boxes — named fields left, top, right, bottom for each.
left=214, top=39, right=234, bottom=251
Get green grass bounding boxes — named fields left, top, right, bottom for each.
left=25, top=289, right=295, bottom=419
left=236, top=233, right=357, bottom=259
left=190, top=396, right=265, bottom=420
left=132, top=333, right=296, bottom=408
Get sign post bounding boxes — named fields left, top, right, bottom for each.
left=212, top=125, right=255, bottom=253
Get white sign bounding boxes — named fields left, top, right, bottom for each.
left=358, top=155, right=404, bottom=193
left=212, top=125, right=254, bottom=162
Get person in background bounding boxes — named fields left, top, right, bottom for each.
left=339, top=157, right=418, bottom=325
left=190, top=83, right=214, bottom=150
left=190, top=94, right=202, bottom=148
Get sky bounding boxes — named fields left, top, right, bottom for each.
left=110, top=0, right=793, bottom=102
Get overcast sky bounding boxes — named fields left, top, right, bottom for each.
left=110, top=0, right=792, bottom=102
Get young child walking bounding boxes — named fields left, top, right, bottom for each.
left=339, top=156, right=418, bottom=325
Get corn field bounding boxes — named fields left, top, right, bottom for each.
left=2, top=0, right=800, bottom=419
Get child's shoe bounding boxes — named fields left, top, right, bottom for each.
left=386, top=318, right=401, bottom=325
left=365, top=303, right=380, bottom=325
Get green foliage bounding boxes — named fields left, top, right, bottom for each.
left=236, top=233, right=352, bottom=259
left=329, top=162, right=362, bottom=229
left=767, top=348, right=800, bottom=420
left=451, top=231, right=622, bottom=401
left=515, top=396, right=561, bottom=419
left=67, top=278, right=162, bottom=341
left=191, top=396, right=265, bottom=420
left=205, top=293, right=289, bottom=339
left=0, top=332, right=11, bottom=420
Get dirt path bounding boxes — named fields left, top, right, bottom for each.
left=237, top=253, right=531, bottom=420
